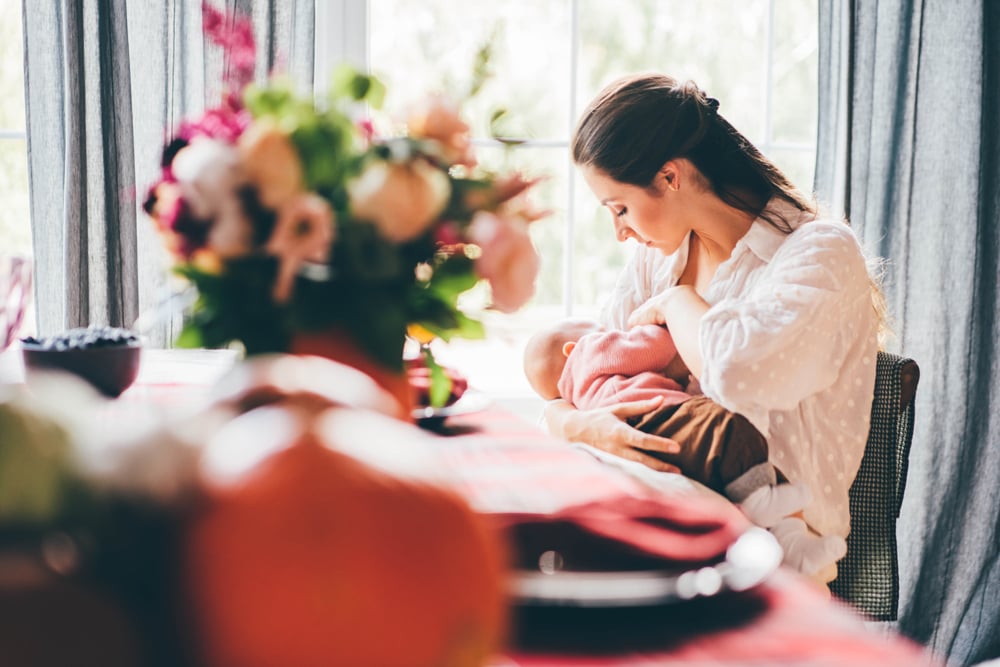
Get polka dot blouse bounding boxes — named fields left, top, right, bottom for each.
left=601, top=200, right=879, bottom=539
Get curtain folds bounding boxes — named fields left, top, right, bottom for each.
left=23, top=1, right=139, bottom=336
left=816, top=1, right=1000, bottom=664
left=22, top=0, right=314, bottom=347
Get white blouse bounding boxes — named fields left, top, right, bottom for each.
left=600, top=201, right=878, bottom=539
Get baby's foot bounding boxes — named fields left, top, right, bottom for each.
left=769, top=517, right=847, bottom=577
left=735, top=481, right=812, bottom=528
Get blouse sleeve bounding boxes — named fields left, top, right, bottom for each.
left=698, top=222, right=874, bottom=413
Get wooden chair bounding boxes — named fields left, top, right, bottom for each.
left=830, top=351, right=920, bottom=620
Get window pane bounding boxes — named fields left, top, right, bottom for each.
left=571, top=171, right=633, bottom=316
left=771, top=0, right=819, bottom=145
left=578, top=0, right=770, bottom=144
left=369, top=0, right=572, bottom=140
left=0, top=139, right=30, bottom=254
left=768, top=147, right=816, bottom=194
left=0, top=0, right=25, bottom=132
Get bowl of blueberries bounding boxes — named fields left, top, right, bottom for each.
left=20, top=326, right=142, bottom=398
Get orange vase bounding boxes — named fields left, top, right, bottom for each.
left=288, top=328, right=415, bottom=422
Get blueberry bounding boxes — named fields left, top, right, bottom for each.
left=23, top=326, right=140, bottom=350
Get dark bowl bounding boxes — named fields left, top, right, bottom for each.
left=21, top=342, right=142, bottom=398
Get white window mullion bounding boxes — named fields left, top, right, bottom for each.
left=565, top=0, right=581, bottom=317
left=314, top=0, right=370, bottom=97
left=762, top=0, right=776, bottom=156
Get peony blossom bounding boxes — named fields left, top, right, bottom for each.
left=171, top=138, right=245, bottom=219
left=266, top=193, right=336, bottom=303
left=238, top=120, right=304, bottom=210
left=348, top=159, right=450, bottom=243
left=466, top=211, right=540, bottom=313
left=171, top=137, right=255, bottom=258
left=406, top=96, right=477, bottom=168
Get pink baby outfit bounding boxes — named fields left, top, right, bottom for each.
left=557, top=324, right=690, bottom=409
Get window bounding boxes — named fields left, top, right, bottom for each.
left=0, top=0, right=29, bottom=255
left=325, top=0, right=819, bottom=414
left=0, top=0, right=33, bottom=338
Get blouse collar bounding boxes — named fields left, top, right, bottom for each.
left=740, top=198, right=813, bottom=263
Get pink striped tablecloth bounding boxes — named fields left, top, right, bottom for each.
left=0, top=349, right=945, bottom=666
left=430, top=408, right=942, bottom=667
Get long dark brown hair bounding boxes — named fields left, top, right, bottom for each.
left=573, top=73, right=891, bottom=345
left=572, top=73, right=814, bottom=233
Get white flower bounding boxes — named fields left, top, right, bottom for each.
left=172, top=138, right=255, bottom=258
left=171, top=138, right=245, bottom=218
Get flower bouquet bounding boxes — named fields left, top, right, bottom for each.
left=143, top=3, right=544, bottom=410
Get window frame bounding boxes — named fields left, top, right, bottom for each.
left=320, top=0, right=816, bottom=319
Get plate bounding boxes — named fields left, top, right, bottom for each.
left=509, top=526, right=781, bottom=607
left=412, top=388, right=492, bottom=424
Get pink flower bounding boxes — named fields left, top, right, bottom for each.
left=357, top=118, right=376, bottom=146
left=266, top=194, right=336, bottom=303
left=202, top=2, right=256, bottom=90
left=144, top=182, right=212, bottom=260
left=466, top=211, right=540, bottom=313
left=176, top=107, right=251, bottom=144
left=406, top=96, right=477, bottom=168
left=433, top=221, right=464, bottom=247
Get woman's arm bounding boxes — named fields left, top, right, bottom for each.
left=542, top=398, right=682, bottom=473
left=627, top=285, right=709, bottom=379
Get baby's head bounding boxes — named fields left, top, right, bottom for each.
left=523, top=318, right=604, bottom=400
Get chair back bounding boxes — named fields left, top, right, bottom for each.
left=829, top=351, right=919, bottom=620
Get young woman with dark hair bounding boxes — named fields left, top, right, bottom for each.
left=542, top=74, right=884, bottom=580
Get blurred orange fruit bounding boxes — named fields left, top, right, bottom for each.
left=183, top=427, right=506, bottom=667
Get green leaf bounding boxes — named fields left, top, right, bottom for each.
left=421, top=347, right=453, bottom=408
left=243, top=83, right=295, bottom=117
left=466, top=28, right=499, bottom=101
left=330, top=65, right=386, bottom=108
left=174, top=323, right=204, bottom=349
left=425, top=254, right=479, bottom=301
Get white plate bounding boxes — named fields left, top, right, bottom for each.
left=509, top=526, right=782, bottom=607
left=412, top=388, right=492, bottom=423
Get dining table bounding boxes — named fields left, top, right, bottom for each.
left=0, top=347, right=946, bottom=667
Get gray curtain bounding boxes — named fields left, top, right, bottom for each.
left=816, top=1, right=1000, bottom=664
left=22, top=0, right=314, bottom=347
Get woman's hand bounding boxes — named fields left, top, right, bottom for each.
left=627, top=286, right=688, bottom=328
left=628, top=285, right=709, bottom=379
left=543, top=397, right=682, bottom=473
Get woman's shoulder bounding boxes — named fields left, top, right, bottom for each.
left=780, top=214, right=866, bottom=261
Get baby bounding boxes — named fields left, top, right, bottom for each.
left=523, top=318, right=847, bottom=579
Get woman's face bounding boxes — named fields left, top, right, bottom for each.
left=580, top=165, right=688, bottom=255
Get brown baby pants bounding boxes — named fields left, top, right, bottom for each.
left=629, top=395, right=785, bottom=495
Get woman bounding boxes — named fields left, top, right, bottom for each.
left=545, top=74, right=882, bottom=558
